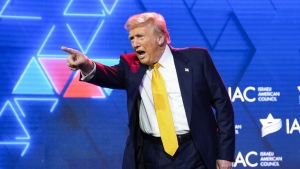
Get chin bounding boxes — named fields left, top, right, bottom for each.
left=139, top=60, right=150, bottom=65
left=139, top=60, right=147, bottom=65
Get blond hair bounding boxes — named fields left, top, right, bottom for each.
left=125, top=12, right=171, bottom=44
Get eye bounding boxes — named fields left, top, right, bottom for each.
left=129, top=37, right=134, bottom=43
left=137, top=34, right=144, bottom=39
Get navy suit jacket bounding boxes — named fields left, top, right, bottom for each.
left=84, top=46, right=235, bottom=169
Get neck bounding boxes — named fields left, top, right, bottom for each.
left=154, top=44, right=167, bottom=63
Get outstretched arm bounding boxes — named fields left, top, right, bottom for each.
left=61, top=46, right=94, bottom=75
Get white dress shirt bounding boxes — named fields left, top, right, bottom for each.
left=139, top=46, right=189, bottom=136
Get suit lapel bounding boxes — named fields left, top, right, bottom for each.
left=130, top=60, right=147, bottom=90
left=171, top=47, right=193, bottom=123
left=127, top=60, right=147, bottom=127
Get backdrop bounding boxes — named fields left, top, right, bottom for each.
left=0, top=0, right=300, bottom=168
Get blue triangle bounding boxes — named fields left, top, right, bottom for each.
left=93, top=58, right=119, bottom=66
left=215, top=15, right=254, bottom=50
left=192, top=0, right=232, bottom=48
left=12, top=57, right=54, bottom=95
left=233, top=11, right=275, bottom=47
left=0, top=101, right=30, bottom=140
left=64, top=0, right=105, bottom=16
left=37, top=25, right=82, bottom=57
left=0, top=1, right=7, bottom=13
left=14, top=98, right=58, bottom=115
left=103, top=88, right=113, bottom=96
left=183, top=0, right=196, bottom=9
left=101, top=0, right=119, bottom=14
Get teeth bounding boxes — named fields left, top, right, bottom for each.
left=139, top=54, right=145, bottom=59
left=136, top=51, right=145, bottom=59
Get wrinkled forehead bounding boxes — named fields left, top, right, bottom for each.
left=128, top=23, right=156, bottom=37
left=128, top=21, right=152, bottom=31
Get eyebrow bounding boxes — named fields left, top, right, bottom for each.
left=128, top=33, right=143, bottom=40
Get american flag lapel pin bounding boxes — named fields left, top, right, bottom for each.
left=185, top=68, right=189, bottom=72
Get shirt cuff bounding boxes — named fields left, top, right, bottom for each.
left=80, top=62, right=96, bottom=81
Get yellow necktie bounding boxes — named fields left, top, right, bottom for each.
left=152, top=63, right=178, bottom=156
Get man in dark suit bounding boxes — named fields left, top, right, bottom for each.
left=62, top=12, right=235, bottom=169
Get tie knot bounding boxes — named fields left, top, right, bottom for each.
left=154, top=63, right=161, bottom=69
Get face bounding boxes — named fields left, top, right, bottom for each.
left=128, top=25, right=165, bottom=65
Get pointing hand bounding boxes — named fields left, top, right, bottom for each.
left=61, top=46, right=93, bottom=75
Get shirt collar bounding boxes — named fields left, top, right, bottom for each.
left=157, top=45, right=172, bottom=68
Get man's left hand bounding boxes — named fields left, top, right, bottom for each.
left=216, top=159, right=232, bottom=169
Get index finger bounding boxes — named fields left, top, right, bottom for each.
left=61, top=46, right=80, bottom=54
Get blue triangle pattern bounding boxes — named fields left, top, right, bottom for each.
left=183, top=0, right=196, bottom=9
left=66, top=0, right=103, bottom=13
left=269, top=0, right=300, bottom=11
left=233, top=11, right=275, bottom=47
left=14, top=98, right=58, bottom=115
left=191, top=0, right=232, bottom=48
left=0, top=101, right=30, bottom=140
left=214, top=14, right=254, bottom=50
left=12, top=57, right=54, bottom=95
left=64, top=0, right=105, bottom=16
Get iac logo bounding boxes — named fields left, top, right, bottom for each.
left=228, top=86, right=280, bottom=102
left=233, top=151, right=283, bottom=167
left=228, top=87, right=256, bottom=102
left=260, top=113, right=300, bottom=137
left=260, top=114, right=282, bottom=137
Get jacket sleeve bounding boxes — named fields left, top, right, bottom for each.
left=202, top=49, right=235, bottom=162
left=80, top=56, right=127, bottom=89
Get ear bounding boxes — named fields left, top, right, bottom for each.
left=157, top=35, right=164, bottom=45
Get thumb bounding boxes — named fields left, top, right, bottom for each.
left=61, top=46, right=80, bottom=54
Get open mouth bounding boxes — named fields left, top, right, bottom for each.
left=136, top=50, right=146, bottom=58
